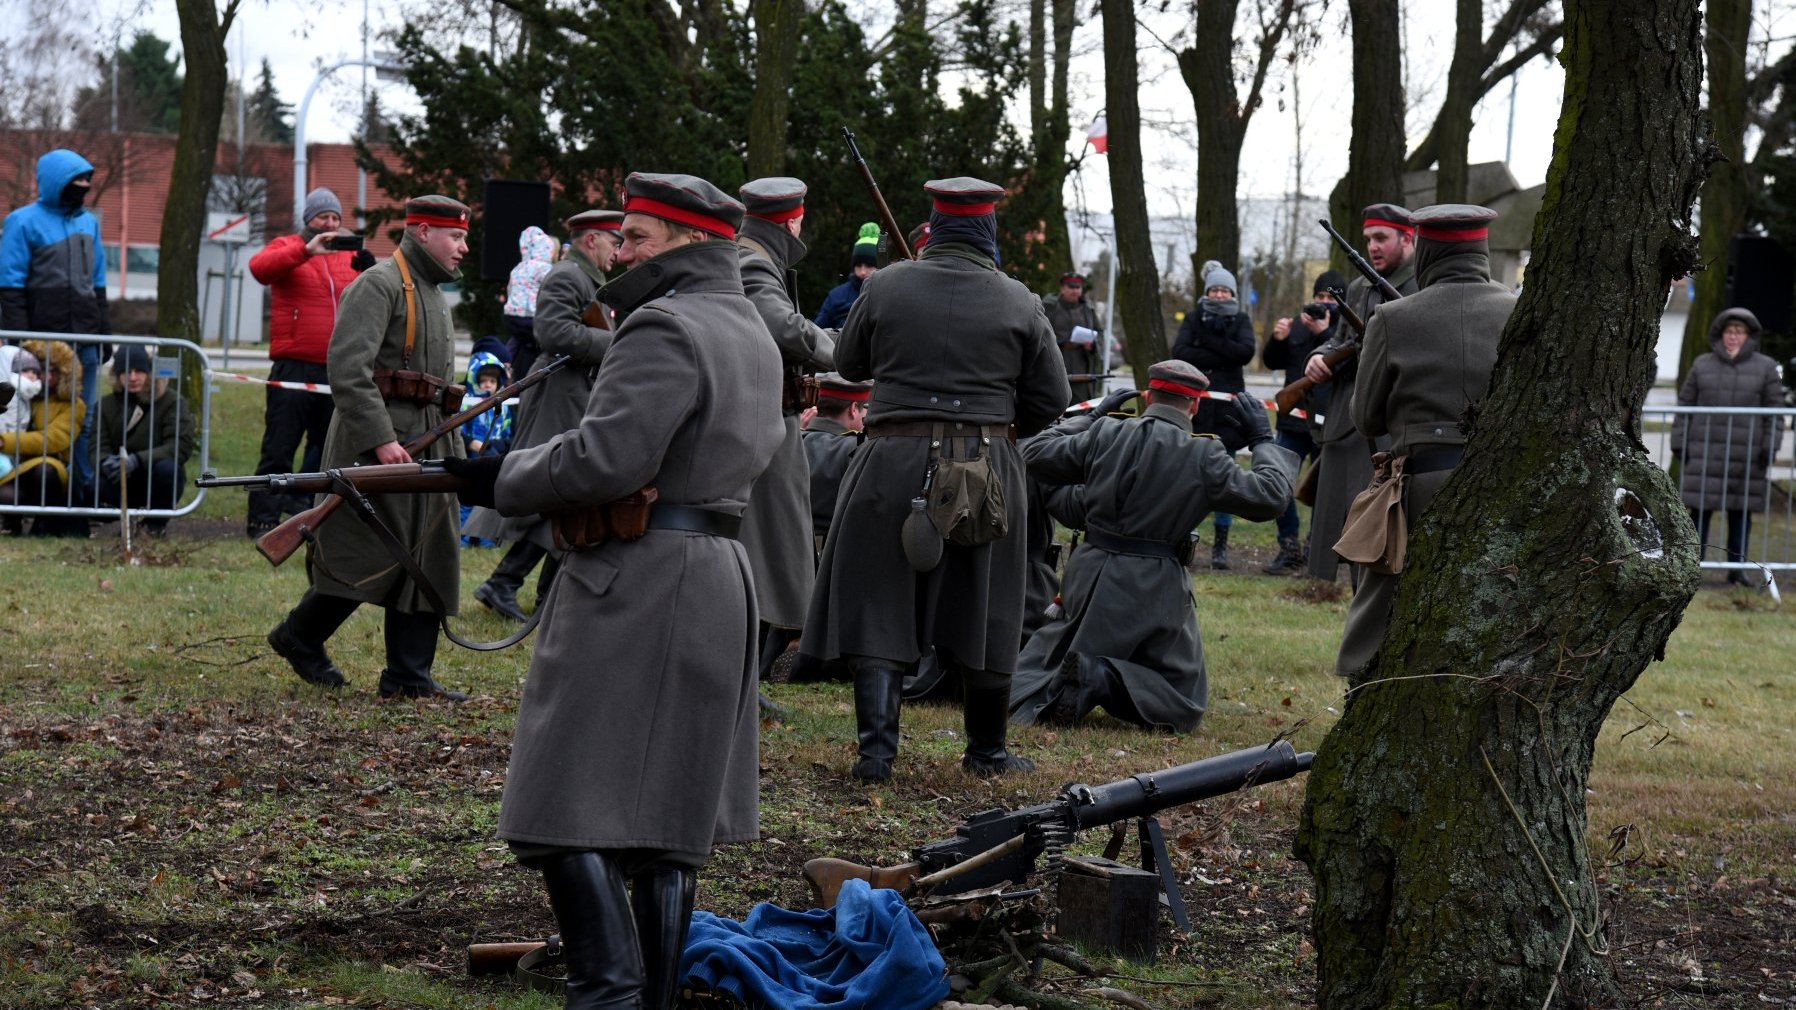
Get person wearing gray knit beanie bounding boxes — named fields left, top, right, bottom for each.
left=301, top=188, right=343, bottom=231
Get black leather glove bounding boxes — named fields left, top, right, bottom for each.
left=1226, top=393, right=1274, bottom=448
left=441, top=454, right=504, bottom=510
left=1091, top=388, right=1140, bottom=417
left=351, top=249, right=377, bottom=273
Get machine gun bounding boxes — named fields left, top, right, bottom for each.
left=802, top=740, right=1311, bottom=931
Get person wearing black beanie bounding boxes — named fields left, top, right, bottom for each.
left=1259, top=269, right=1347, bottom=574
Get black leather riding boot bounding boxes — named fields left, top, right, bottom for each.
left=961, top=673, right=1035, bottom=777
left=537, top=851, right=645, bottom=1010
left=848, top=660, right=904, bottom=782
left=630, top=865, right=697, bottom=1010
left=378, top=610, right=467, bottom=701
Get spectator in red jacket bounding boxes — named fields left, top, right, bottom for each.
left=245, top=188, right=373, bottom=536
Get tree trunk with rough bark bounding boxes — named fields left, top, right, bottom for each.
left=746, top=0, right=804, bottom=178
left=157, top=0, right=239, bottom=344
left=1101, top=0, right=1166, bottom=387
left=1296, top=1, right=1709, bottom=1006
left=1329, top=0, right=1405, bottom=276
left=1684, top=0, right=1750, bottom=377
left=1431, top=0, right=1484, bottom=203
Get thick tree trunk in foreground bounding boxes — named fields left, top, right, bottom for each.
left=157, top=0, right=240, bottom=344
left=1296, top=2, right=1708, bottom=1007
left=746, top=0, right=803, bottom=177
left=1683, top=0, right=1750, bottom=376
left=1329, top=0, right=1405, bottom=276
left=1101, top=0, right=1166, bottom=387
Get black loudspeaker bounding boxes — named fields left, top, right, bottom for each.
left=1725, top=235, right=1794, bottom=333
left=480, top=179, right=552, bottom=282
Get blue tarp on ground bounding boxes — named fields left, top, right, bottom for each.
left=680, top=877, right=950, bottom=1010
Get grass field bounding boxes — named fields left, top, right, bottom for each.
left=0, top=383, right=1791, bottom=1008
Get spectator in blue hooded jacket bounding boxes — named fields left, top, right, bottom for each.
left=1, top=149, right=110, bottom=508
left=813, top=223, right=881, bottom=330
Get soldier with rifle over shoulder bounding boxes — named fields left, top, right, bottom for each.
left=264, top=195, right=474, bottom=701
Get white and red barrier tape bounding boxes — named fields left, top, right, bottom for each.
left=1063, top=391, right=1312, bottom=421
left=209, top=370, right=332, bottom=394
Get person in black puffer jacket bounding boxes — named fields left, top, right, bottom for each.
left=1259, top=269, right=1345, bottom=574
left=1172, top=264, right=1256, bottom=568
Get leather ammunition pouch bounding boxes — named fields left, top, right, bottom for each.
left=781, top=368, right=820, bottom=414
left=373, top=368, right=464, bottom=409
left=552, top=490, right=743, bottom=551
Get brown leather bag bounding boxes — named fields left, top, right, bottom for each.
left=1333, top=453, right=1408, bottom=575
left=552, top=487, right=660, bottom=551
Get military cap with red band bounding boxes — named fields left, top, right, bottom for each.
left=739, top=177, right=808, bottom=223
left=1147, top=359, right=1209, bottom=399
left=816, top=374, right=873, bottom=403
left=925, top=177, right=1006, bottom=217
left=622, top=171, right=744, bottom=240
left=405, top=195, right=472, bottom=230
left=566, top=209, right=625, bottom=235
left=1361, top=202, right=1414, bottom=235
left=1412, top=203, right=1498, bottom=245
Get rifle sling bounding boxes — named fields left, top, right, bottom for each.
left=325, top=469, right=542, bottom=652
left=393, top=248, right=419, bottom=370
left=513, top=940, right=566, bottom=997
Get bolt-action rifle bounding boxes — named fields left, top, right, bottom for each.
left=1271, top=218, right=1405, bottom=416
left=843, top=128, right=915, bottom=262
left=801, top=740, right=1312, bottom=931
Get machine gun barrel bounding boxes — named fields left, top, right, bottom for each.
left=1064, top=739, right=1312, bottom=829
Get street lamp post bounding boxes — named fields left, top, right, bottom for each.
left=293, top=57, right=406, bottom=230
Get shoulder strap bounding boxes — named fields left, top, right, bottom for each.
left=392, top=248, right=419, bottom=369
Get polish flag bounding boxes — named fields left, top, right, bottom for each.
left=1086, top=116, right=1108, bottom=154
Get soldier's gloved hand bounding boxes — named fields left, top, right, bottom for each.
left=1227, top=394, right=1275, bottom=448
left=1091, top=388, right=1139, bottom=417
left=441, top=455, right=503, bottom=510
left=351, top=249, right=377, bottom=273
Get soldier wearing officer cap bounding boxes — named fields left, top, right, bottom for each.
left=1333, top=204, right=1513, bottom=681
left=446, top=171, right=785, bottom=1010
left=468, top=208, right=627, bottom=623
left=801, top=176, right=1070, bottom=782
left=265, top=194, right=473, bottom=702
left=735, top=177, right=838, bottom=682
left=1010, top=360, right=1297, bottom=730
left=802, top=374, right=871, bottom=549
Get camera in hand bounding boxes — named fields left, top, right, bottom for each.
left=327, top=233, right=365, bottom=252
left=1302, top=302, right=1331, bottom=321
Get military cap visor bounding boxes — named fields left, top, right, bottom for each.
left=1147, top=359, right=1209, bottom=398
left=817, top=374, right=873, bottom=402
left=405, top=195, right=472, bottom=230
left=623, top=172, right=744, bottom=239
left=567, top=209, right=625, bottom=234
left=739, top=177, right=808, bottom=222
left=924, top=177, right=1006, bottom=217
left=1361, top=203, right=1414, bottom=235
left=1412, top=203, right=1498, bottom=243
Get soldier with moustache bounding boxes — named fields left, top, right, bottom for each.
left=1303, top=204, right=1419, bottom=582
left=446, top=173, right=785, bottom=1010
left=265, top=195, right=473, bottom=701
left=468, top=209, right=625, bottom=622
left=734, top=177, right=838, bottom=682
left=802, top=177, right=1070, bottom=782
left=1334, top=205, right=1514, bottom=680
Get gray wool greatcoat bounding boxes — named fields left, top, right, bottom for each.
left=1043, top=294, right=1104, bottom=402
left=736, top=218, right=836, bottom=629
left=801, top=415, right=860, bottom=539
left=1305, top=258, right=1416, bottom=581
left=803, top=242, right=1071, bottom=674
left=492, top=239, right=784, bottom=856
left=1334, top=250, right=1513, bottom=679
left=463, top=251, right=612, bottom=548
left=309, top=233, right=466, bottom=614
left=1011, top=404, right=1296, bottom=731
left=1673, top=308, right=1785, bottom=513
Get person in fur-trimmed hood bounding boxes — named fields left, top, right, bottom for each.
left=0, top=338, right=85, bottom=536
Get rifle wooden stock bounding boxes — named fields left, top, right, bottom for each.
left=802, top=857, right=923, bottom=909
left=843, top=127, right=915, bottom=261
left=1274, top=341, right=1360, bottom=414
left=467, top=940, right=548, bottom=976
left=251, top=356, right=570, bottom=566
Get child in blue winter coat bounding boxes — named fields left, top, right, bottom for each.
left=459, top=343, right=513, bottom=546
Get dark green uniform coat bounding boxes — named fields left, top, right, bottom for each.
left=310, top=234, right=465, bottom=614
left=493, top=240, right=784, bottom=855
left=1011, top=405, right=1296, bottom=730
left=463, top=251, right=611, bottom=549
left=803, top=243, right=1070, bottom=673
left=736, top=219, right=835, bottom=629
left=1305, top=257, right=1417, bottom=581
left=1335, top=250, right=1512, bottom=678
left=1044, top=294, right=1103, bottom=402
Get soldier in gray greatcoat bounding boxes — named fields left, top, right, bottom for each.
left=1335, top=205, right=1514, bottom=681
left=467, top=209, right=624, bottom=622
left=1044, top=272, right=1105, bottom=402
left=265, top=195, right=471, bottom=701
left=801, top=374, right=870, bottom=547
left=1011, top=362, right=1297, bottom=731
left=802, top=177, right=1071, bottom=782
left=735, top=178, right=838, bottom=681
left=1303, top=203, right=1419, bottom=582
left=447, top=173, right=783, bottom=1010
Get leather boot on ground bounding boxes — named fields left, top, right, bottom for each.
left=850, top=666, right=904, bottom=782
left=1262, top=534, right=1304, bottom=575
left=1210, top=525, right=1231, bottom=570
left=962, top=680, right=1035, bottom=777
left=537, top=851, right=646, bottom=1010
left=267, top=620, right=347, bottom=688
left=630, top=864, right=696, bottom=1010
left=474, top=580, right=529, bottom=623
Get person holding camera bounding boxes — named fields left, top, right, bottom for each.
left=1260, top=270, right=1345, bottom=574
left=246, top=187, right=375, bottom=538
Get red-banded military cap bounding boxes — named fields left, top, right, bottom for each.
left=816, top=374, right=873, bottom=403
left=1361, top=203, right=1414, bottom=235
left=1060, top=272, right=1085, bottom=285
left=907, top=221, right=931, bottom=250
left=925, top=177, right=1005, bottom=217
left=1147, top=359, right=1209, bottom=399
left=622, top=172, right=744, bottom=240
left=1412, top=203, right=1498, bottom=245
left=405, top=195, right=472, bottom=230
left=566, top=209, right=624, bottom=234
left=739, top=177, right=808, bottom=223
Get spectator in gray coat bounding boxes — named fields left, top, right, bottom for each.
left=1672, top=307, right=1785, bottom=585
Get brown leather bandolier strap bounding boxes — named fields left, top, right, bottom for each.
left=372, top=368, right=465, bottom=408
left=392, top=247, right=419, bottom=368
left=864, top=421, right=1011, bottom=440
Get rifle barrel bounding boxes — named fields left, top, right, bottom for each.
left=843, top=127, right=915, bottom=261
left=1319, top=218, right=1403, bottom=304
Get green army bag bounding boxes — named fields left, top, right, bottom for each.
left=926, top=423, right=1009, bottom=548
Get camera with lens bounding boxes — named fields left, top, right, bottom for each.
left=1301, top=302, right=1332, bottom=321
left=327, top=233, right=365, bottom=252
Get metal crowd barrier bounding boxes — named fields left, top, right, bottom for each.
left=1643, top=404, right=1795, bottom=575
left=0, top=330, right=210, bottom=524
